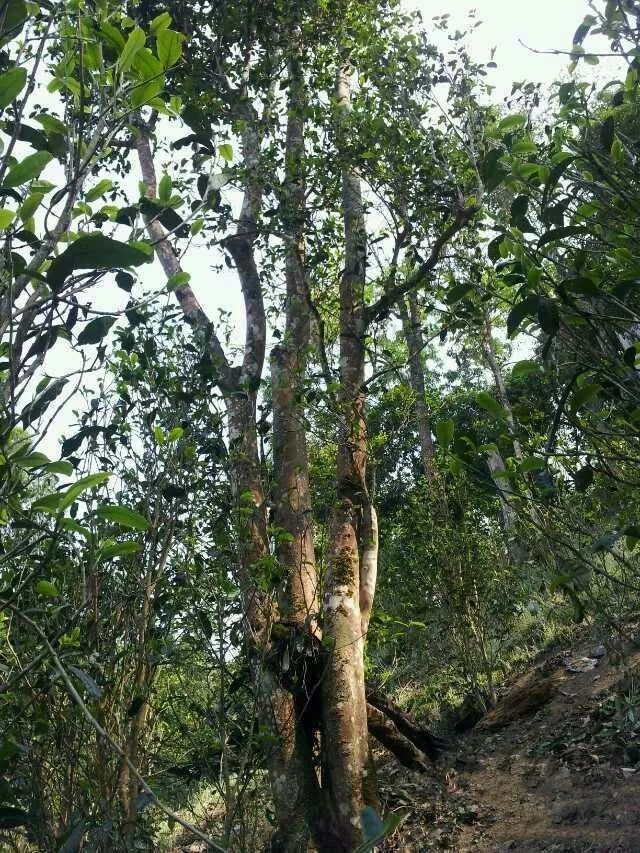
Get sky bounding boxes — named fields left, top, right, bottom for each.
left=34, top=0, right=607, bottom=457
left=406, top=0, right=598, bottom=98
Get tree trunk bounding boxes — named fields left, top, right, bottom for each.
left=267, top=38, right=323, bottom=851
left=134, top=123, right=306, bottom=849
left=399, top=293, right=435, bottom=479
left=321, top=58, right=378, bottom=849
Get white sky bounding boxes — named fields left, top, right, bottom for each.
left=34, top=0, right=607, bottom=457
left=408, top=0, right=599, bottom=97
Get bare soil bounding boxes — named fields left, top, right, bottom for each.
left=378, top=635, right=640, bottom=852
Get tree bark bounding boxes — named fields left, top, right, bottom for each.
left=267, top=36, right=324, bottom=851
left=321, top=57, right=378, bottom=849
left=135, top=123, right=305, bottom=849
left=399, top=293, right=435, bottom=480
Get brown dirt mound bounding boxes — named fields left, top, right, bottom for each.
left=378, top=634, right=640, bottom=851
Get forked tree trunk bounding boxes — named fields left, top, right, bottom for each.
left=321, top=58, right=379, bottom=849
left=267, top=37, right=323, bottom=851
left=134, top=124, right=304, bottom=848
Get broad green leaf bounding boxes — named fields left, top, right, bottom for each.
left=43, top=461, right=74, bottom=476
left=0, top=66, right=27, bottom=110
left=0, top=0, right=28, bottom=48
left=47, top=235, right=150, bottom=291
left=118, top=26, right=145, bottom=73
left=99, top=540, right=141, bottom=559
left=167, top=426, right=184, bottom=442
left=167, top=270, right=190, bottom=291
left=0, top=209, right=15, bottom=229
left=60, top=517, right=93, bottom=540
left=571, top=383, right=601, bottom=413
left=85, top=179, right=113, bottom=202
left=35, top=112, right=66, bottom=136
left=156, top=28, right=183, bottom=68
left=59, top=472, right=111, bottom=511
left=538, top=226, right=588, bottom=248
left=68, top=665, right=102, bottom=699
left=435, top=418, right=454, bottom=450
left=31, top=492, right=63, bottom=513
left=498, top=113, right=527, bottom=133
left=77, top=316, right=116, bottom=346
left=99, top=21, right=126, bottom=52
left=4, top=150, right=52, bottom=187
left=219, top=143, right=233, bottom=162
left=158, top=173, right=172, bottom=202
left=507, top=295, right=540, bottom=338
left=132, top=46, right=163, bottom=79
left=476, top=391, right=505, bottom=418
left=96, top=505, right=149, bottom=531
left=19, top=191, right=43, bottom=221
left=519, top=456, right=547, bottom=473
left=130, top=75, right=164, bottom=108
left=151, top=11, right=171, bottom=32
left=36, top=579, right=59, bottom=598
left=512, top=359, right=540, bottom=379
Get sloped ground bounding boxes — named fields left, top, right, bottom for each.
left=379, top=634, right=640, bottom=852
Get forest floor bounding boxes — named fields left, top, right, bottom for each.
left=379, top=628, right=640, bottom=852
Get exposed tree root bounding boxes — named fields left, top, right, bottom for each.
left=365, top=684, right=452, bottom=770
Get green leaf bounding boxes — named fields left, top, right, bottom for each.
left=218, top=143, right=233, bottom=162
left=85, top=179, right=113, bottom=202
left=130, top=75, right=165, bottom=108
left=118, top=26, right=145, bottom=73
left=4, top=150, right=52, bottom=187
left=47, top=235, right=150, bottom=291
left=31, top=492, right=63, bottom=513
left=68, top=665, right=102, bottom=699
left=35, top=112, right=66, bottom=136
left=77, top=316, right=116, bottom=346
left=519, top=456, right=547, bottom=473
left=167, top=426, right=184, bottom=442
left=507, top=295, right=540, bottom=338
left=600, top=116, right=615, bottom=153
left=99, top=540, right=141, bottom=559
left=498, top=113, right=527, bottom=133
left=0, top=66, right=26, bottom=110
left=512, top=359, right=540, bottom=379
left=19, top=191, right=43, bottom=221
left=0, top=1, right=28, bottom=49
left=96, top=505, right=149, bottom=531
left=44, top=460, right=74, bottom=476
left=36, top=579, right=59, bottom=598
left=21, top=378, right=67, bottom=427
left=156, top=28, right=183, bottom=68
left=167, top=270, right=190, bottom=291
left=570, top=383, right=601, bottom=413
left=0, top=209, right=15, bottom=229
left=158, top=173, right=172, bottom=202
left=60, top=517, right=93, bottom=540
left=476, top=391, right=505, bottom=418
left=537, top=298, right=559, bottom=336
left=538, top=226, right=588, bottom=248
left=150, top=11, right=171, bottom=32
left=59, top=472, right=111, bottom=511
left=435, top=418, right=454, bottom=450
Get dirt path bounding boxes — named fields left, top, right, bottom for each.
left=379, top=637, right=640, bottom=851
